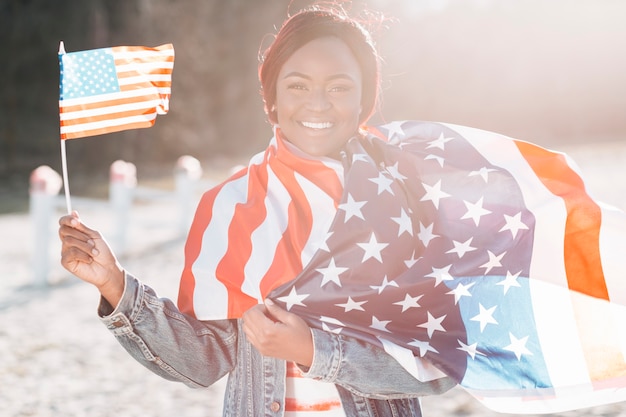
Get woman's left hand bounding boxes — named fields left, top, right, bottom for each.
left=242, top=299, right=313, bottom=367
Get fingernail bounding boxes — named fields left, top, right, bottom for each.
left=91, top=248, right=99, bottom=256
left=264, top=298, right=274, bottom=306
left=87, top=239, right=95, bottom=247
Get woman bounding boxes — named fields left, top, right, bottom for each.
left=59, top=5, right=455, bottom=417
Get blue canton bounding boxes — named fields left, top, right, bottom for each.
left=59, top=48, right=120, bottom=100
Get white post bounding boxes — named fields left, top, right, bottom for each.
left=174, top=155, right=202, bottom=234
left=30, top=166, right=63, bottom=286
left=109, top=160, right=136, bottom=254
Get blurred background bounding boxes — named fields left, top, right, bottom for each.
left=1, top=0, right=625, bottom=210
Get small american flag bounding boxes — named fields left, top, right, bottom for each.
left=58, top=43, right=174, bottom=139
left=179, top=121, right=626, bottom=413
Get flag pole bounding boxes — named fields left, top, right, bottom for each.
left=59, top=40, right=72, bottom=214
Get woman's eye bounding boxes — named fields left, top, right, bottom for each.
left=329, top=85, right=351, bottom=93
left=287, top=83, right=307, bottom=91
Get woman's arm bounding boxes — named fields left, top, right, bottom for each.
left=99, top=272, right=238, bottom=388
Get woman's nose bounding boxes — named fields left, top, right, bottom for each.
left=306, top=88, right=331, bottom=111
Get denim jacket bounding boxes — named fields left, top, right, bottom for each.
left=98, top=273, right=455, bottom=417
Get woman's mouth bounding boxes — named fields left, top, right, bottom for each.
left=300, top=121, right=334, bottom=130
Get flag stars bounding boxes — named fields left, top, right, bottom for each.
left=497, top=270, right=522, bottom=295
left=338, top=193, right=367, bottom=222
left=461, top=197, right=492, bottom=226
left=393, top=293, right=423, bottom=312
left=335, top=296, right=367, bottom=312
left=408, top=339, right=439, bottom=357
left=499, top=212, right=529, bottom=239
left=457, top=340, right=485, bottom=359
left=385, top=162, right=408, bottom=182
left=471, top=303, right=498, bottom=332
left=425, top=154, right=445, bottom=167
left=418, top=312, right=447, bottom=338
left=391, top=208, right=413, bottom=237
left=480, top=250, right=506, bottom=274
left=276, top=287, right=309, bottom=311
left=358, top=233, right=389, bottom=263
left=446, top=237, right=477, bottom=258
left=370, top=316, right=393, bottom=333
left=504, top=333, right=533, bottom=360
left=369, top=172, right=395, bottom=195
left=370, top=276, right=399, bottom=294
left=425, top=264, right=453, bottom=287
left=420, top=180, right=450, bottom=209
left=426, top=132, right=454, bottom=150
left=447, top=281, right=475, bottom=304
left=316, top=258, right=348, bottom=287
left=417, top=222, right=438, bottom=247
left=469, top=166, right=497, bottom=182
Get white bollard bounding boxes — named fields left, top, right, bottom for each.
left=30, top=165, right=63, bottom=286
left=109, top=160, right=136, bottom=254
left=175, top=156, right=202, bottom=234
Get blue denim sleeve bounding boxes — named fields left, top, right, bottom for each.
left=98, top=272, right=238, bottom=389
left=301, top=328, right=456, bottom=399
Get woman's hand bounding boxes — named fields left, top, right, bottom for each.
left=58, top=211, right=124, bottom=308
left=242, top=299, right=314, bottom=367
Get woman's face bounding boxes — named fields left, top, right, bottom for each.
left=275, top=36, right=363, bottom=158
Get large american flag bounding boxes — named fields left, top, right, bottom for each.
left=178, top=121, right=626, bottom=413
left=58, top=44, right=174, bottom=139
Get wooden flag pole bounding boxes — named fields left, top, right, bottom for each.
left=59, top=40, right=72, bottom=214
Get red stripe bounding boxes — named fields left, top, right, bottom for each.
left=60, top=119, right=155, bottom=140
left=515, top=141, right=608, bottom=300
left=285, top=398, right=342, bottom=412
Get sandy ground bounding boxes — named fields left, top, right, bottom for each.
left=2, top=141, right=626, bottom=417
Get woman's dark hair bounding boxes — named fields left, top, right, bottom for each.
left=259, top=4, right=381, bottom=125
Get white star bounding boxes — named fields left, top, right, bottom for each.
left=457, top=340, right=485, bottom=359
left=497, top=270, right=522, bottom=295
left=316, top=258, right=348, bottom=287
left=418, top=312, right=447, bottom=338
left=404, top=251, right=420, bottom=268
left=425, top=264, right=453, bottom=287
left=320, top=316, right=345, bottom=334
left=446, top=238, right=477, bottom=258
left=338, top=193, right=367, bottom=222
left=358, top=233, right=389, bottom=263
left=370, top=316, right=392, bottom=333
left=480, top=250, right=505, bottom=274
left=276, top=287, right=309, bottom=311
left=470, top=303, right=498, bottom=332
left=417, top=222, right=438, bottom=247
left=461, top=197, right=492, bottom=226
left=426, top=132, right=454, bottom=150
left=446, top=281, right=475, bottom=304
left=393, top=293, right=423, bottom=312
left=420, top=180, right=450, bottom=209
left=425, top=154, right=444, bottom=167
left=382, top=121, right=406, bottom=140
left=319, top=231, right=333, bottom=252
left=335, top=296, right=367, bottom=312
left=391, top=208, right=413, bottom=237
left=370, top=275, right=399, bottom=294
left=499, top=212, right=529, bottom=239
left=408, top=339, right=439, bottom=357
left=469, top=166, right=497, bottom=182
left=504, top=332, right=533, bottom=360
left=369, top=172, right=395, bottom=195
left=351, top=153, right=370, bottom=164
left=385, top=162, right=408, bottom=182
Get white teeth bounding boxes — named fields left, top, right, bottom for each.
left=301, top=121, right=333, bottom=129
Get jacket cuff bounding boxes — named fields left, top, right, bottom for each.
left=98, top=271, right=141, bottom=334
left=298, top=327, right=341, bottom=382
